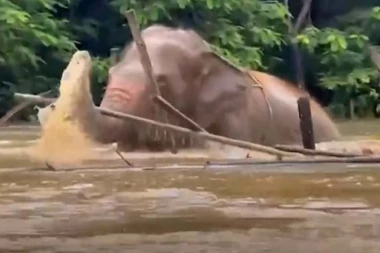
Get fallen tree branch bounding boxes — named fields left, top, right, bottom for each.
left=125, top=10, right=161, bottom=96
left=207, top=155, right=380, bottom=166
left=275, top=144, right=362, bottom=158
left=115, top=149, right=133, bottom=166
left=13, top=92, right=293, bottom=157
left=0, top=90, right=52, bottom=126
left=14, top=93, right=54, bottom=104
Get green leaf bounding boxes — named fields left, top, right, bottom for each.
left=330, top=41, right=339, bottom=52
left=206, top=0, right=214, bottom=9
left=337, top=36, right=347, bottom=50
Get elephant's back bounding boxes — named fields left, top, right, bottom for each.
left=248, top=70, right=341, bottom=143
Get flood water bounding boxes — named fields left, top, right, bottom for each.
left=1, top=120, right=380, bottom=252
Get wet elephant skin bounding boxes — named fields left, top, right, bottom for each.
left=96, top=25, right=341, bottom=151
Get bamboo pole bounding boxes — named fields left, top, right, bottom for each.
left=125, top=10, right=161, bottom=96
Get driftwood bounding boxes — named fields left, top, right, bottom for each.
left=14, top=92, right=293, bottom=157
left=207, top=155, right=380, bottom=166
left=125, top=10, right=161, bottom=96
left=0, top=90, right=52, bottom=126
left=275, top=144, right=361, bottom=158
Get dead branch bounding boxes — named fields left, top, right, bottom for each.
left=275, top=144, right=362, bottom=158
left=125, top=10, right=161, bottom=96
left=0, top=90, right=52, bottom=126
left=13, top=92, right=293, bottom=157
left=207, top=155, right=380, bottom=166
left=14, top=93, right=54, bottom=104
left=115, top=149, right=133, bottom=166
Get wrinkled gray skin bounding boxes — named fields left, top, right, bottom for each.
left=79, top=25, right=341, bottom=151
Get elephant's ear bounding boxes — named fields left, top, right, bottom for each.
left=194, top=51, right=250, bottom=128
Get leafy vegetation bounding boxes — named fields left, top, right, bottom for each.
left=0, top=0, right=380, bottom=120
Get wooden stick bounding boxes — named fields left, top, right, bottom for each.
left=0, top=90, right=52, bottom=126
left=275, top=144, right=361, bottom=158
left=297, top=96, right=315, bottom=149
left=14, top=93, right=54, bottom=104
left=13, top=92, right=293, bottom=157
left=207, top=155, right=380, bottom=166
left=115, top=149, right=133, bottom=166
left=125, top=10, right=161, bottom=96
left=152, top=95, right=206, bottom=131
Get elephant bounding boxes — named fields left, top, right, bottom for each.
left=39, top=25, right=341, bottom=151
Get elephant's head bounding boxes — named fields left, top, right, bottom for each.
left=99, top=25, right=250, bottom=150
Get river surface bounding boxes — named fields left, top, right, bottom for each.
left=1, top=120, right=380, bottom=252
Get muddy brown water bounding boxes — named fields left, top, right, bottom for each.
left=1, top=121, right=380, bottom=252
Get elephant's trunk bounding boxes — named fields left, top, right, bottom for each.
left=92, top=112, right=125, bottom=144
left=100, top=74, right=148, bottom=115
left=96, top=74, right=153, bottom=148
left=98, top=73, right=200, bottom=151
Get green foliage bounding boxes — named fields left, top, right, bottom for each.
left=91, top=56, right=111, bottom=104
left=295, top=6, right=380, bottom=116
left=0, top=0, right=76, bottom=89
left=0, top=0, right=77, bottom=116
left=112, top=0, right=290, bottom=69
